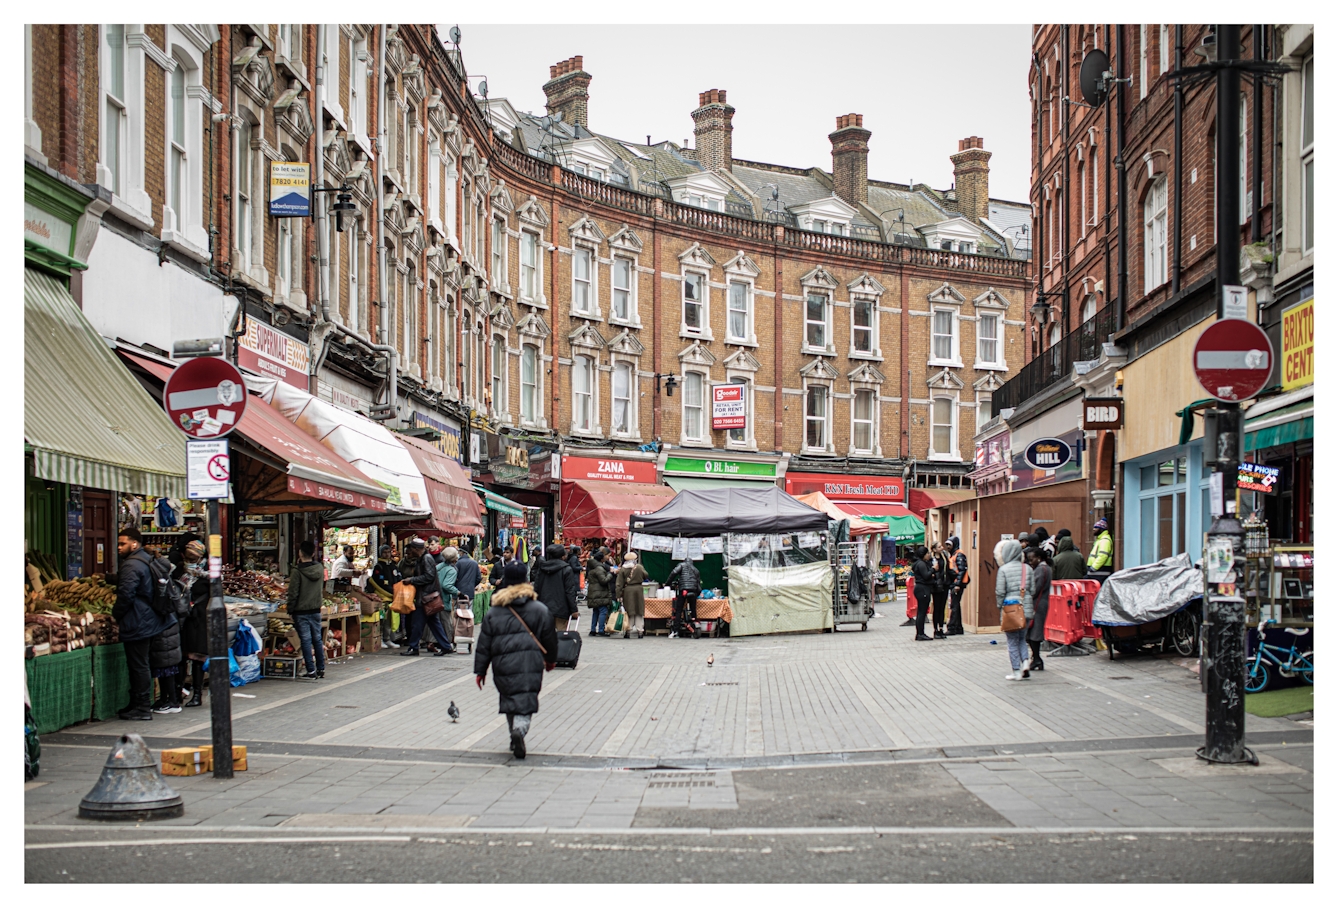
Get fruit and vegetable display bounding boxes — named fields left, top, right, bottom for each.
left=222, top=566, right=289, bottom=601
left=25, top=554, right=122, bottom=657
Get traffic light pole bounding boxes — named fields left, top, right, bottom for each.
left=207, top=499, right=234, bottom=778
left=1199, top=25, right=1256, bottom=766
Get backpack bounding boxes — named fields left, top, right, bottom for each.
left=147, top=554, right=187, bottom=619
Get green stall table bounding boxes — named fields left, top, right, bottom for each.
left=25, top=648, right=93, bottom=734
left=472, top=589, right=492, bottom=625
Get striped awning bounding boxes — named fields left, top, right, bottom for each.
left=24, top=269, right=186, bottom=497
left=473, top=484, right=525, bottom=517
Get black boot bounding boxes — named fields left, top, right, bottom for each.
left=185, top=663, right=204, bottom=707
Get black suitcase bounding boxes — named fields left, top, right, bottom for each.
left=555, top=616, right=582, bottom=668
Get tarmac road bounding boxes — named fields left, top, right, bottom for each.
left=24, top=828, right=1313, bottom=883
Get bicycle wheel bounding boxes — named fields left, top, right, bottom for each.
left=1244, top=660, right=1271, bottom=693
left=1298, top=650, right=1313, bottom=685
left=1169, top=610, right=1197, bottom=656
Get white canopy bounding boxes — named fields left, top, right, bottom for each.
left=245, top=376, right=430, bottom=514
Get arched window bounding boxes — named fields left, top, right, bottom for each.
left=1143, top=177, right=1168, bottom=292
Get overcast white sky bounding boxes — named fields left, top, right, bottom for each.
left=443, top=24, right=1034, bottom=203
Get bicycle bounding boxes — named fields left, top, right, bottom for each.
left=1244, top=620, right=1314, bottom=693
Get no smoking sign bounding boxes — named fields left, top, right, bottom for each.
left=187, top=440, right=231, bottom=500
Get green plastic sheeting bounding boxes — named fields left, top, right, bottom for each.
left=25, top=648, right=93, bottom=734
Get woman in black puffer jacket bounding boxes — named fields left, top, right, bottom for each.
left=474, top=562, right=559, bottom=760
left=584, top=548, right=615, bottom=637
left=149, top=610, right=184, bottom=713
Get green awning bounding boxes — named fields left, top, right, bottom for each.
left=664, top=475, right=776, bottom=493
left=1245, top=401, right=1314, bottom=451
left=853, top=513, right=925, bottom=544
left=473, top=484, right=525, bottom=517
left=24, top=269, right=187, bottom=497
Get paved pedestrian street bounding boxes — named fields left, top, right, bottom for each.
left=26, top=615, right=1312, bottom=882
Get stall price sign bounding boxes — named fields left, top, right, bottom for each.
left=1237, top=462, right=1280, bottom=494
left=1193, top=318, right=1273, bottom=402
left=186, top=440, right=231, bottom=499
left=711, top=384, right=747, bottom=430
left=164, top=356, right=248, bottom=438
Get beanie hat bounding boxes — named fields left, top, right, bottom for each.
left=1093, top=518, right=1108, bottom=531
left=502, top=560, right=529, bottom=585
left=184, top=540, right=206, bottom=560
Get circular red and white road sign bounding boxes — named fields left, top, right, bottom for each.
left=1193, top=318, right=1274, bottom=402
left=163, top=357, right=249, bottom=438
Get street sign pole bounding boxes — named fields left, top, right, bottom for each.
left=1199, top=24, right=1256, bottom=766
left=207, top=500, right=234, bottom=778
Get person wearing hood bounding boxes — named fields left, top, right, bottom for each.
left=945, top=537, right=969, bottom=636
left=1052, top=530, right=1086, bottom=579
left=667, top=556, right=703, bottom=639
left=1034, top=526, right=1057, bottom=562
left=401, top=538, right=454, bottom=656
left=173, top=539, right=211, bottom=708
left=911, top=546, right=936, bottom=641
left=532, top=544, right=579, bottom=629
left=1024, top=546, right=1052, bottom=675
left=474, top=561, right=560, bottom=760
left=994, top=538, right=1033, bottom=681
left=566, top=545, right=585, bottom=585
left=287, top=540, right=328, bottom=680
left=616, top=552, right=648, bottom=639
left=585, top=547, right=615, bottom=636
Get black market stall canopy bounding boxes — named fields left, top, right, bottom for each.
left=562, top=479, right=677, bottom=541
left=118, top=352, right=387, bottom=513
left=25, top=269, right=187, bottom=497
left=629, top=486, right=830, bottom=536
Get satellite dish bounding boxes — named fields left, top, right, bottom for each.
left=478, top=79, right=488, bottom=98
left=449, top=25, right=461, bottom=45
left=1079, top=49, right=1111, bottom=106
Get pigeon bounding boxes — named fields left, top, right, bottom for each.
left=447, top=701, right=460, bottom=722
left=707, top=653, right=714, bottom=667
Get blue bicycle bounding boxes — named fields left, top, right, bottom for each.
left=1245, top=620, right=1314, bottom=693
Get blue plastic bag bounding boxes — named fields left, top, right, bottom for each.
left=231, top=619, right=263, bottom=657
left=234, top=654, right=262, bottom=685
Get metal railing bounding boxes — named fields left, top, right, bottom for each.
left=993, top=303, right=1118, bottom=413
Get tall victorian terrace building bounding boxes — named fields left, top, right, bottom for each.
left=24, top=24, right=1031, bottom=567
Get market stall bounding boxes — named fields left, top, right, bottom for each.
left=794, top=492, right=882, bottom=630
left=630, top=487, right=834, bottom=637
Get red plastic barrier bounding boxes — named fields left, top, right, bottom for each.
left=1045, top=580, right=1084, bottom=646
left=1069, top=579, right=1102, bottom=639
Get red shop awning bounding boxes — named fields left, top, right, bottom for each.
left=907, top=488, right=975, bottom=518
left=561, top=479, right=676, bottom=541
left=117, top=350, right=388, bottom=513
left=396, top=433, right=485, bottom=535
left=833, top=501, right=918, bottom=521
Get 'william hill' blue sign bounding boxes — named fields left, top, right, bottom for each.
left=1023, top=437, right=1073, bottom=471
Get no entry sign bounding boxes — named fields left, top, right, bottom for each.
left=1193, top=319, right=1274, bottom=402
left=164, top=357, right=248, bottom=438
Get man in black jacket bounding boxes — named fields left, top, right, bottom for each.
left=455, top=547, right=482, bottom=602
left=112, top=527, right=175, bottom=720
left=369, top=545, right=404, bottom=646
left=945, top=538, right=969, bottom=635
left=474, top=561, right=560, bottom=760
left=667, top=557, right=702, bottom=639
left=532, top=544, right=579, bottom=629
left=401, top=538, right=454, bottom=656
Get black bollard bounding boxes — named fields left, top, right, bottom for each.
left=207, top=501, right=234, bottom=778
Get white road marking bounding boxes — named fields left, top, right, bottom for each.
left=25, top=835, right=412, bottom=850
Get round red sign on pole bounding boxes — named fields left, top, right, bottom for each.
left=163, top=357, right=249, bottom=438
left=1192, top=318, right=1274, bottom=402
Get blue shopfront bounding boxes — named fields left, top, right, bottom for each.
left=1121, top=441, right=1214, bottom=566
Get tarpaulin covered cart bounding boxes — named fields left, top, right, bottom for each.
left=1092, top=552, right=1204, bottom=659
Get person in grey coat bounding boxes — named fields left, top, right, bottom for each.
left=474, top=562, right=559, bottom=760
left=1024, top=546, right=1052, bottom=676
left=994, top=538, right=1033, bottom=681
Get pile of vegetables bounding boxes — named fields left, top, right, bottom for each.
left=26, top=576, right=117, bottom=614
left=222, top=566, right=288, bottom=601
left=25, top=609, right=118, bottom=656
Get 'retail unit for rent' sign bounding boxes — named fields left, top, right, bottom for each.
left=711, top=384, right=746, bottom=429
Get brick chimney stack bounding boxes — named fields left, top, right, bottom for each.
left=543, top=56, right=592, bottom=129
left=691, top=89, right=735, bottom=173
left=950, top=136, right=992, bottom=222
left=829, top=113, right=872, bottom=207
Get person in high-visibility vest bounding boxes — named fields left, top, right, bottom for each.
left=1087, top=517, right=1114, bottom=575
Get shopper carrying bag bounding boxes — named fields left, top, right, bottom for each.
left=994, top=539, right=1033, bottom=681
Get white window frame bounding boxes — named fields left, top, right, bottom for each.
left=571, top=354, right=596, bottom=435
left=158, top=32, right=213, bottom=262
left=1239, top=90, right=1250, bottom=225
left=320, top=24, right=343, bottom=123
left=405, top=263, right=420, bottom=376
left=1140, top=25, right=1149, bottom=99
left=929, top=394, right=960, bottom=461
left=726, top=280, right=753, bottom=344
left=611, top=255, right=636, bottom=325
left=276, top=217, right=294, bottom=303
left=461, top=308, right=473, bottom=402
left=99, top=25, right=156, bottom=227
left=428, top=146, right=442, bottom=232
left=443, top=292, right=456, bottom=396
left=804, top=381, right=832, bottom=453
left=1301, top=54, right=1314, bottom=254
left=1159, top=25, right=1170, bottom=77
left=850, top=387, right=877, bottom=456
left=803, top=292, right=833, bottom=355
left=681, top=370, right=707, bottom=443
left=234, top=116, right=255, bottom=274
left=930, top=308, right=961, bottom=366
left=1143, top=176, right=1168, bottom=293
left=520, top=343, right=540, bottom=426
left=851, top=296, right=878, bottom=357
left=611, top=360, right=636, bottom=438
left=977, top=394, right=993, bottom=426
left=976, top=312, right=1002, bottom=368
left=725, top=374, right=754, bottom=449
left=348, top=217, right=361, bottom=334
left=1077, top=157, right=1086, bottom=237
left=475, top=320, right=486, bottom=407
left=520, top=229, right=543, bottom=305
left=682, top=271, right=709, bottom=338
left=571, top=243, right=597, bottom=316
left=492, top=335, right=508, bottom=418
left=492, top=216, right=506, bottom=289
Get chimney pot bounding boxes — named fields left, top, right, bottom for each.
left=692, top=88, right=736, bottom=172
left=829, top=113, right=872, bottom=207
left=949, top=136, right=992, bottom=221
left=543, top=56, right=593, bottom=129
